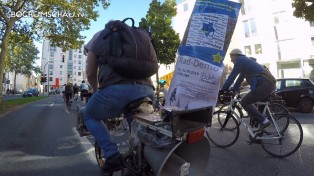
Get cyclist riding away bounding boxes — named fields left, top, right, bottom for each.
left=220, top=48, right=276, bottom=131
left=83, top=26, right=155, bottom=172
left=73, top=83, right=79, bottom=102
left=65, top=82, right=73, bottom=109
left=79, top=80, right=89, bottom=102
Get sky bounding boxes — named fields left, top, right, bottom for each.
left=35, top=0, right=155, bottom=66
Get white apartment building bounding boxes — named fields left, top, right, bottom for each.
left=41, top=40, right=87, bottom=92
left=174, top=0, right=314, bottom=81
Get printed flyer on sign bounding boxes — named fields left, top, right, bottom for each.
left=164, top=0, right=241, bottom=110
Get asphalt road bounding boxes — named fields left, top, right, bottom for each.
left=0, top=95, right=313, bottom=176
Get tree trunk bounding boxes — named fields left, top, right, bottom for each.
left=13, top=71, right=17, bottom=94
left=0, top=18, right=17, bottom=103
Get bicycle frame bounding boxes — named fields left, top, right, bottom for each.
left=225, top=97, right=283, bottom=141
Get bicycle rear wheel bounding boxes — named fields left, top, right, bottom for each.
left=260, top=114, right=303, bottom=158
left=264, top=113, right=290, bottom=135
left=268, top=103, right=289, bottom=115
left=206, top=111, right=240, bottom=148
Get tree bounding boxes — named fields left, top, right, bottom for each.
left=6, top=38, right=40, bottom=92
left=292, top=0, right=314, bottom=22
left=139, top=0, right=180, bottom=91
left=0, top=0, right=110, bottom=103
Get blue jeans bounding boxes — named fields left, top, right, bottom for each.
left=84, top=82, right=154, bottom=158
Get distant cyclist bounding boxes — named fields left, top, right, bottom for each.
left=65, top=82, right=73, bottom=109
left=73, top=83, right=79, bottom=101
left=79, top=80, right=89, bottom=102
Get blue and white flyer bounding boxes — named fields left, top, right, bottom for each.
left=164, top=0, right=242, bottom=110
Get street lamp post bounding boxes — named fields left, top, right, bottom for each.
left=43, top=61, right=49, bottom=96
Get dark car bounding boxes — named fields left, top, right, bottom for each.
left=22, top=90, right=33, bottom=97
left=23, top=88, right=39, bottom=97
left=275, top=78, right=314, bottom=113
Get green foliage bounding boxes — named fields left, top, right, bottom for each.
left=0, top=0, right=111, bottom=103
left=139, top=0, right=180, bottom=65
left=5, top=33, right=40, bottom=77
left=0, top=0, right=110, bottom=51
left=292, top=0, right=314, bottom=22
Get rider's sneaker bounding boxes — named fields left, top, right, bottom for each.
left=253, top=121, right=271, bottom=132
left=102, top=152, right=124, bottom=172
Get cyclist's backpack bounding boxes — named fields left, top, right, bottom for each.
left=96, top=18, right=159, bottom=79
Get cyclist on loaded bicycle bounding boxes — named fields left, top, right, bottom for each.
left=83, top=24, right=155, bottom=172
left=220, top=48, right=276, bottom=131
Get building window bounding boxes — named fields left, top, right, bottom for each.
left=311, top=37, right=314, bottom=46
left=310, top=22, right=314, bottom=27
left=49, top=77, right=53, bottom=81
left=78, top=66, right=81, bottom=70
left=60, top=65, right=62, bottom=68
left=50, top=47, right=56, bottom=52
left=78, top=55, right=81, bottom=59
left=49, top=64, right=53, bottom=70
left=50, top=52, right=54, bottom=57
left=183, top=3, right=188, bottom=12
left=244, top=46, right=252, bottom=55
left=243, top=19, right=257, bottom=38
left=60, top=71, right=62, bottom=75
left=78, top=72, right=81, bottom=76
left=255, top=44, right=262, bottom=54
left=78, top=60, right=81, bottom=64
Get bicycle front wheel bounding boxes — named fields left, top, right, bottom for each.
left=206, top=111, right=240, bottom=148
left=260, top=114, right=303, bottom=158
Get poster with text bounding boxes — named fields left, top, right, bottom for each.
left=164, top=0, right=241, bottom=110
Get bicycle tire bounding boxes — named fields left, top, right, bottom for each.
left=206, top=111, right=240, bottom=148
left=268, top=103, right=289, bottom=115
left=264, top=104, right=290, bottom=135
left=95, top=141, right=107, bottom=170
left=260, top=114, right=303, bottom=158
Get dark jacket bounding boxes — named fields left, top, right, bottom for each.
left=222, top=55, right=275, bottom=91
left=65, top=84, right=73, bottom=94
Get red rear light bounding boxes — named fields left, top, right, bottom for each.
left=187, top=128, right=205, bottom=144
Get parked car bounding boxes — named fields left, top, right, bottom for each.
left=22, top=88, right=39, bottom=97
left=275, top=78, right=314, bottom=113
left=22, top=90, right=33, bottom=97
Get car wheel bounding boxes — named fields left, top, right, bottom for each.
left=298, top=97, right=314, bottom=113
